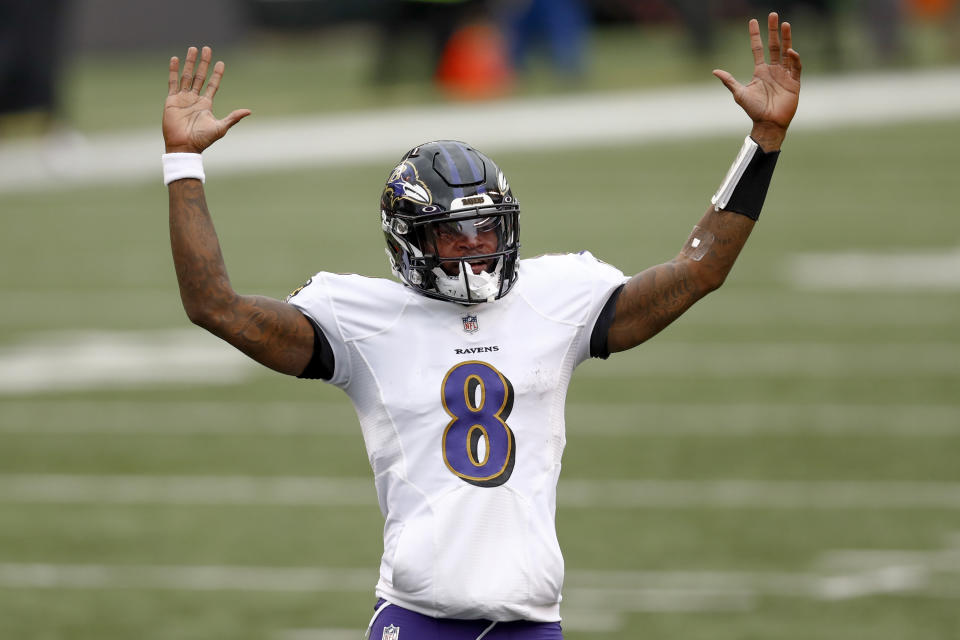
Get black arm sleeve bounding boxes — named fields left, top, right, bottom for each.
left=297, top=313, right=335, bottom=380
left=589, top=283, right=625, bottom=360
left=723, top=142, right=780, bottom=221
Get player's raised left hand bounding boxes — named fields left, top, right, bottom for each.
left=713, top=13, right=802, bottom=147
left=163, top=46, right=250, bottom=154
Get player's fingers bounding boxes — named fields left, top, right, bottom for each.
left=748, top=18, right=764, bottom=67
left=220, top=109, right=252, bottom=132
left=191, top=46, right=212, bottom=93
left=767, top=12, right=781, bottom=65
left=787, top=48, right=802, bottom=81
left=168, top=57, right=180, bottom=96
left=712, top=69, right=742, bottom=95
left=781, top=21, right=793, bottom=64
left=179, top=46, right=197, bottom=92
left=203, top=60, right=225, bottom=100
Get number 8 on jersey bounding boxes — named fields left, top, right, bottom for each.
left=441, top=361, right=516, bottom=488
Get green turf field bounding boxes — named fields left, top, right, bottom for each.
left=2, top=115, right=958, bottom=639
left=2, top=20, right=960, bottom=640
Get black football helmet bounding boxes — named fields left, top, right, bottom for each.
left=381, top=140, right=520, bottom=304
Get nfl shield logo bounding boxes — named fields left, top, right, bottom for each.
left=382, top=624, right=400, bottom=640
left=462, top=314, right=479, bottom=334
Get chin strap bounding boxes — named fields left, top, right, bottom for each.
left=460, top=261, right=500, bottom=303
left=432, top=258, right=503, bottom=303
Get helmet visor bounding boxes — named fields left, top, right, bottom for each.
left=425, top=215, right=514, bottom=259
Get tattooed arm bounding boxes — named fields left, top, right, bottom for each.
left=607, top=204, right=755, bottom=353
left=607, top=13, right=800, bottom=353
left=164, top=46, right=314, bottom=376
left=169, top=179, right=314, bottom=375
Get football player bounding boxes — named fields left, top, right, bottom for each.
left=161, top=13, right=800, bottom=640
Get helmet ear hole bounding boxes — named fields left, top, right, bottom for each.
left=384, top=233, right=401, bottom=255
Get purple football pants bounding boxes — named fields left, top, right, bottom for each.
left=367, top=600, right=563, bottom=640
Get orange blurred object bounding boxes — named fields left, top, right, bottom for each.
left=909, top=0, right=956, bottom=18
left=436, top=23, right=513, bottom=100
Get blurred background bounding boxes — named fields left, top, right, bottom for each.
left=2, top=1, right=959, bottom=639
left=2, top=0, right=960, bottom=136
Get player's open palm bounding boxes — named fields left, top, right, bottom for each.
left=163, top=46, right=250, bottom=154
left=713, top=13, right=802, bottom=133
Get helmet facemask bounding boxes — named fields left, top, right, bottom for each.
left=380, top=141, right=521, bottom=304
left=383, top=205, right=519, bottom=304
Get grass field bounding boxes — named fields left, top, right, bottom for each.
left=2, top=18, right=960, bottom=640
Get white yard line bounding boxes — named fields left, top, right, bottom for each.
left=2, top=475, right=960, bottom=509
left=552, top=611, right=624, bottom=633
left=558, top=479, right=960, bottom=509
left=567, top=565, right=933, bottom=603
left=565, top=402, right=960, bottom=436
left=0, top=562, right=946, bottom=597
left=576, top=341, right=960, bottom=377
left=0, top=563, right=375, bottom=592
left=818, top=550, right=960, bottom=573
left=1, top=546, right=957, bottom=635
left=2, top=400, right=957, bottom=436
left=0, top=400, right=357, bottom=434
left=3, top=531, right=958, bottom=632
left=0, top=475, right=374, bottom=506
left=1, top=329, right=957, bottom=395
left=678, top=290, right=960, bottom=327
left=0, top=329, right=256, bottom=394
left=1, top=68, right=958, bottom=193
left=787, top=248, right=960, bottom=291
left=0, top=564, right=916, bottom=598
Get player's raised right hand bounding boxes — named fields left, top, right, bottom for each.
left=163, top=46, right=250, bottom=154
left=712, top=13, right=801, bottom=150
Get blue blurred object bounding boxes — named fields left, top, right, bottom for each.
left=501, top=0, right=589, bottom=77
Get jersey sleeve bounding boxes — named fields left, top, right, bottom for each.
left=285, top=272, right=413, bottom=389
left=519, top=251, right=630, bottom=366
left=589, top=282, right=625, bottom=359
left=572, top=251, right=630, bottom=363
left=296, top=314, right=336, bottom=380
left=284, top=273, right=353, bottom=388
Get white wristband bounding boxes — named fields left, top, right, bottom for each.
left=711, top=136, right=758, bottom=211
left=162, top=153, right=205, bottom=185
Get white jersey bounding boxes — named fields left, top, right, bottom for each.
left=288, top=252, right=627, bottom=622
